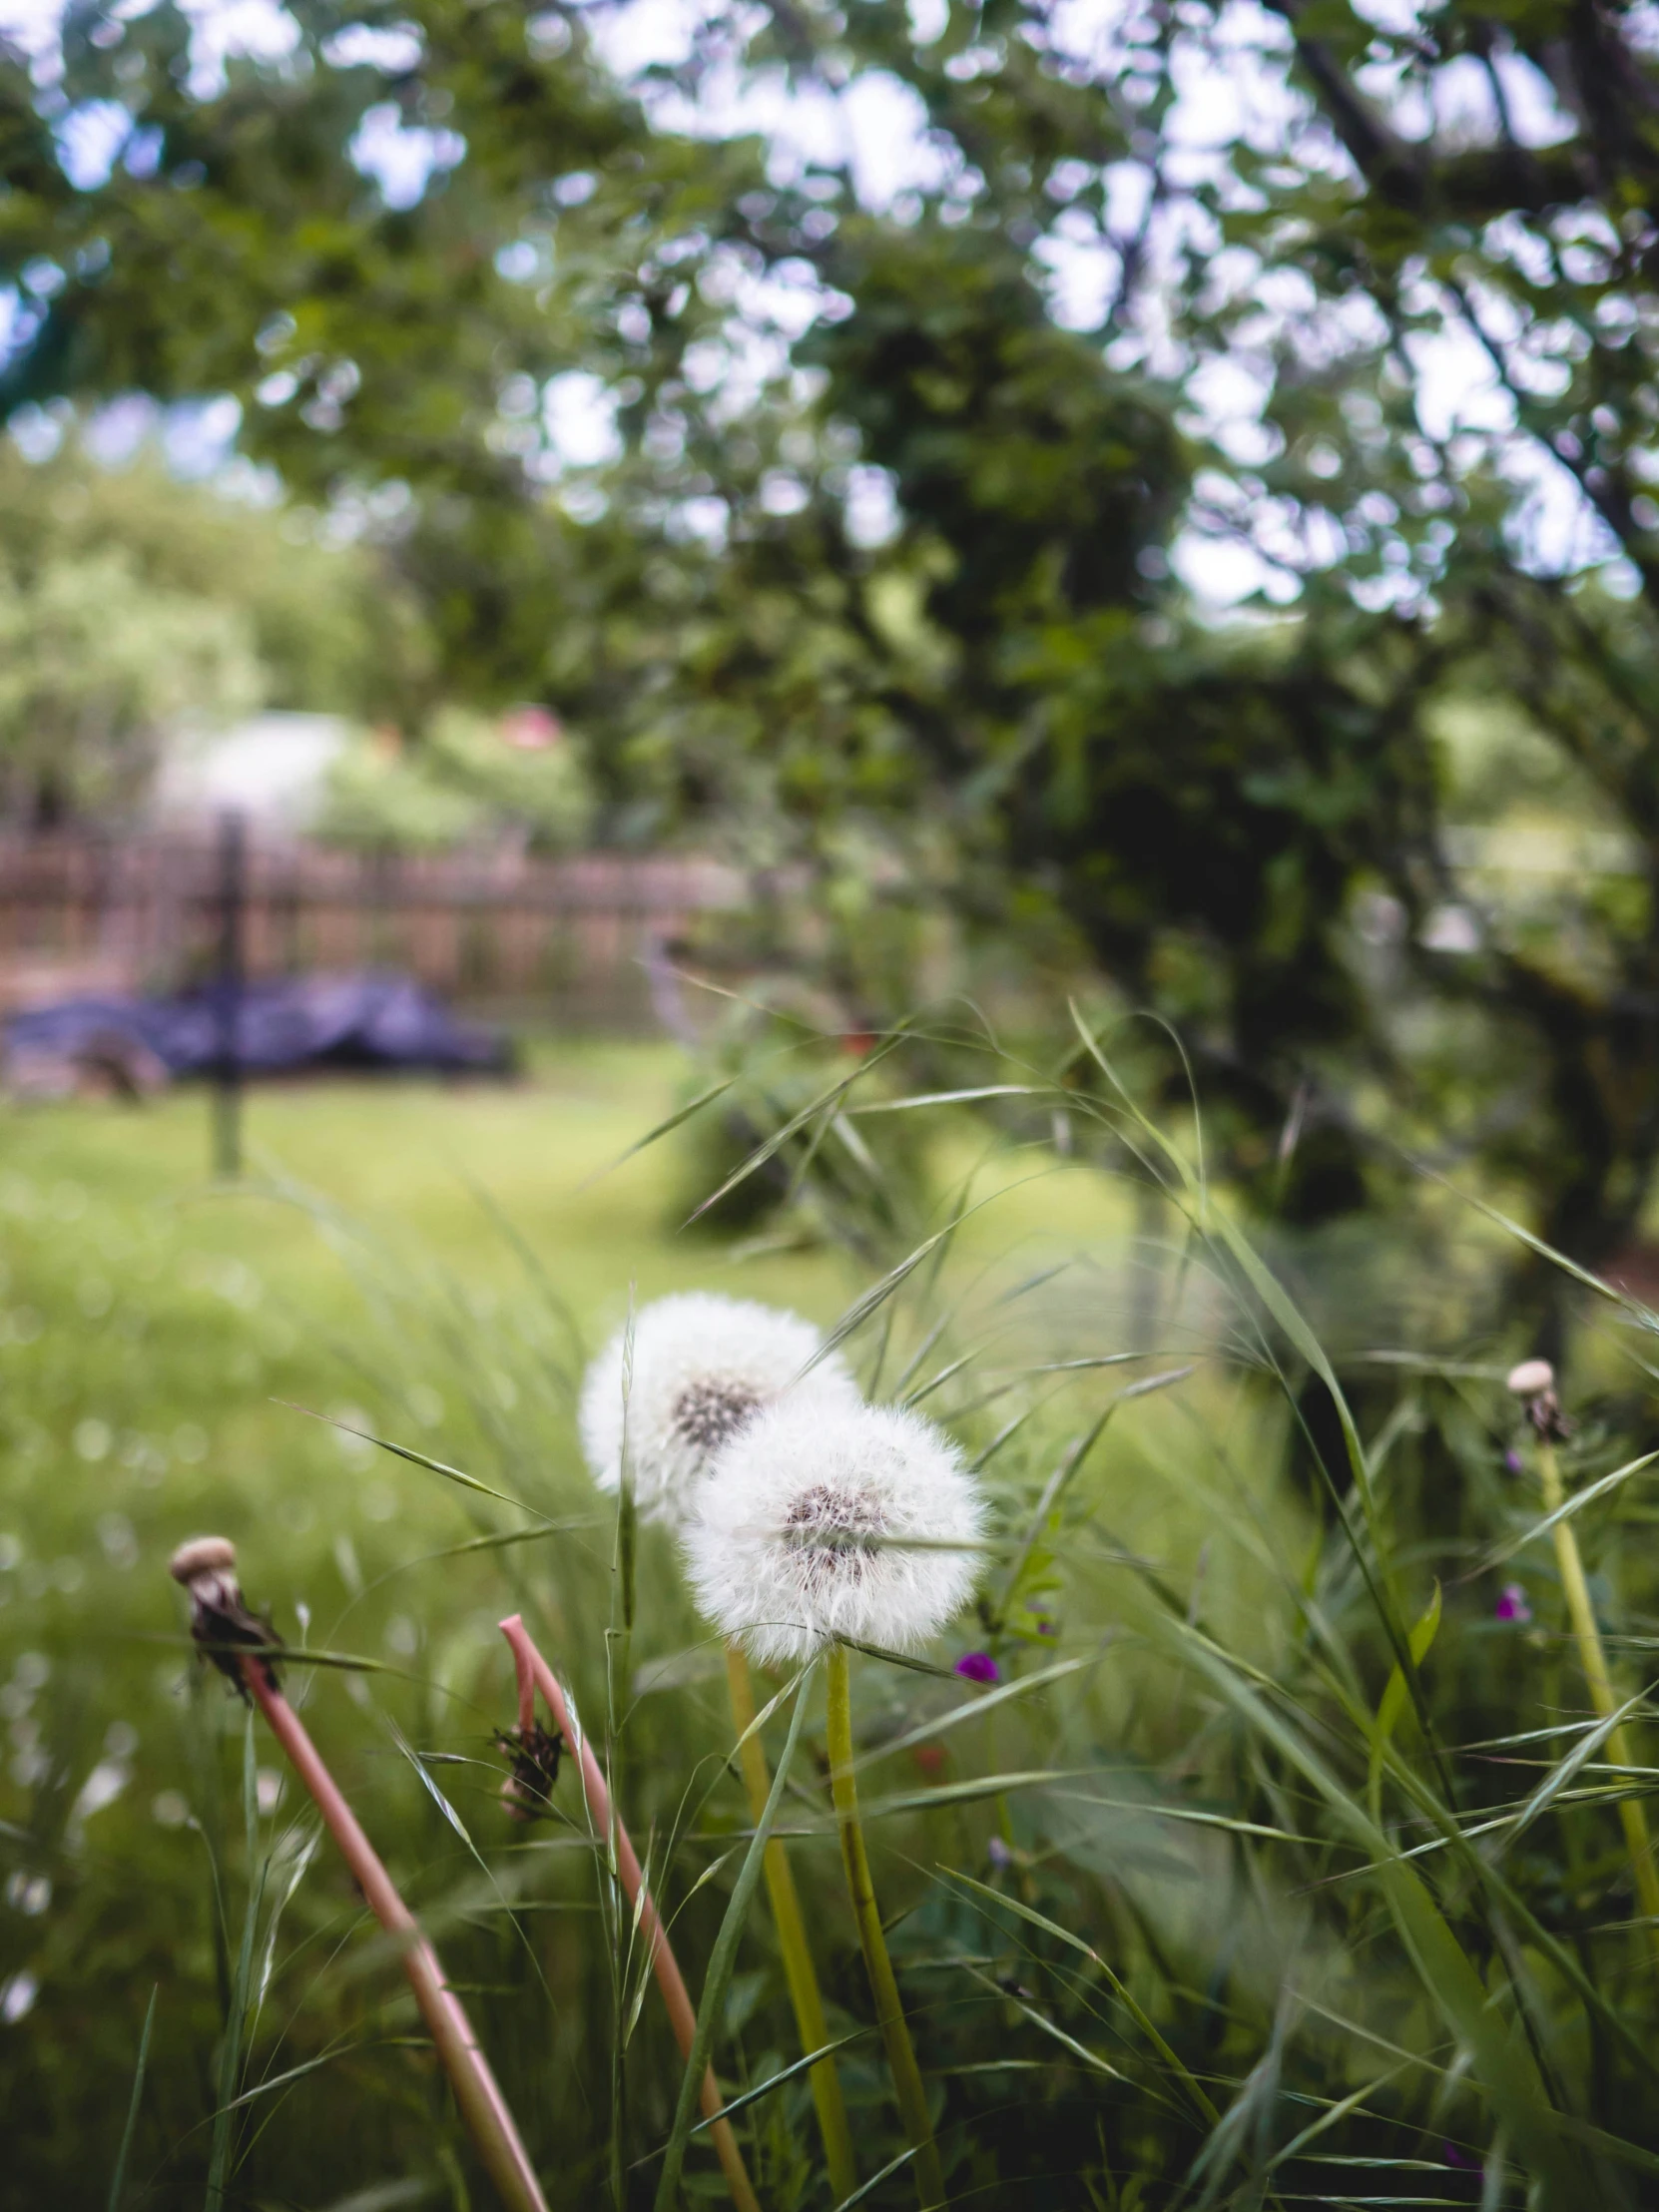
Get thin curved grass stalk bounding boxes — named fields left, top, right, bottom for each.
left=825, top=1641, right=946, bottom=2211
left=171, top=1539, right=547, bottom=2212
left=725, top=1641, right=857, bottom=2201
left=497, top=1614, right=761, bottom=2212
left=247, top=1663, right=546, bottom=2212
left=242, top=1662, right=548, bottom=2212
left=1534, top=1430, right=1659, bottom=1978
left=206, top=1717, right=260, bottom=2212
left=108, top=1983, right=158, bottom=2212
left=607, top=1297, right=638, bottom=2212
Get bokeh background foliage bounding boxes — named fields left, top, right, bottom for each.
left=9, top=0, right=1659, bottom=1290
left=5, top=1031, right=1659, bottom=2207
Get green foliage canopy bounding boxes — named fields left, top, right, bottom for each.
left=6, top=0, right=1659, bottom=1292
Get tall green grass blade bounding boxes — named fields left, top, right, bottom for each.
left=607, top=1295, right=640, bottom=2212
left=1475, top=1447, right=1659, bottom=1572
left=206, top=1714, right=263, bottom=2212
left=653, top=1660, right=815, bottom=2211
left=829, top=2143, right=919, bottom=2209
left=683, top=1039, right=905, bottom=1225
left=994, top=1401, right=1120, bottom=1626
left=218, top=2037, right=424, bottom=2115
left=806, top=1180, right=1048, bottom=1378
left=1069, top=1007, right=1455, bottom=1775
left=685, top=2032, right=866, bottom=2139
left=955, top=1959, right=1133, bottom=2086
left=1415, top=1174, right=1630, bottom=1309
left=107, top=1983, right=157, bottom=2212
left=585, top=1075, right=738, bottom=1185
left=1111, top=1575, right=1581, bottom=2199
left=938, top=1869, right=1220, bottom=2124
left=845, top=1654, right=1095, bottom=1775
left=276, top=1403, right=552, bottom=1521
left=1369, top=1581, right=1441, bottom=1825
left=1497, top=1687, right=1651, bottom=1860
left=886, top=1313, right=951, bottom=1400
left=847, top=1086, right=1044, bottom=1114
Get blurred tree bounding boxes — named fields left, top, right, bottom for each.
left=1164, top=0, right=1659, bottom=1294
left=0, top=441, right=428, bottom=722
left=5, top=0, right=1659, bottom=1300
left=0, top=541, right=260, bottom=824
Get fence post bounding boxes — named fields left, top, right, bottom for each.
left=213, top=810, right=247, bottom=1179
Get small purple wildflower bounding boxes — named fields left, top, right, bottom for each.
left=1443, top=2142, right=1478, bottom=2171
left=1503, top=1448, right=1524, bottom=1475
left=1494, top=1582, right=1532, bottom=1625
left=955, top=1651, right=1000, bottom=1685
left=987, top=1836, right=1013, bottom=1870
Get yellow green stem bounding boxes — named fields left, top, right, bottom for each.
left=1538, top=1437, right=1659, bottom=1969
left=725, top=1644, right=858, bottom=2204
left=825, top=1641, right=946, bottom=2210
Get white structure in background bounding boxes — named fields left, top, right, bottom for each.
left=150, top=712, right=351, bottom=834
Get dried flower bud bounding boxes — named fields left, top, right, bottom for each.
left=496, top=1722, right=564, bottom=1821
left=170, top=1535, right=241, bottom=1605
left=1504, top=1360, right=1567, bottom=1440
left=1505, top=1360, right=1555, bottom=1399
left=168, top=1534, right=278, bottom=1694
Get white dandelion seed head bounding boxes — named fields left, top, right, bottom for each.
left=684, top=1398, right=986, bottom=1664
left=578, top=1293, right=861, bottom=1526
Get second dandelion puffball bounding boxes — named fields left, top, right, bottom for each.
left=579, top=1292, right=862, bottom=1526
left=684, top=1398, right=986, bottom=1664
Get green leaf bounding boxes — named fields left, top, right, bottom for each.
left=1368, top=1579, right=1441, bottom=1825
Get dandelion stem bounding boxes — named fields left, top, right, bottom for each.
left=726, top=1642, right=858, bottom=2201
left=825, top=1641, right=946, bottom=2210
left=498, top=1616, right=761, bottom=2212
left=1536, top=1436, right=1659, bottom=1974
left=238, top=1657, right=549, bottom=2212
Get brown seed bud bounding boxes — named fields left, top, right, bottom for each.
left=170, top=1535, right=238, bottom=1585
left=168, top=1535, right=276, bottom=1696
left=1505, top=1360, right=1555, bottom=1399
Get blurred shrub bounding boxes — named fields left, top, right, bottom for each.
left=318, top=708, right=594, bottom=855
left=0, top=440, right=431, bottom=738
left=666, top=1001, right=932, bottom=1258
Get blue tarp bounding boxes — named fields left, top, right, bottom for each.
left=3, top=972, right=513, bottom=1079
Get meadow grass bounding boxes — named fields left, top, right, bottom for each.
left=0, top=1043, right=1131, bottom=2208
left=4, top=1031, right=1659, bottom=2211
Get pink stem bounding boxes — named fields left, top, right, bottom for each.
left=497, top=1616, right=761, bottom=2212
left=243, top=1659, right=549, bottom=2212
left=508, top=1633, right=537, bottom=1736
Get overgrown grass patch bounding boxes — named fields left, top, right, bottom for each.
left=4, top=1034, right=1658, bottom=2211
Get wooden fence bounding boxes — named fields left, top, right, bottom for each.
left=0, top=833, right=748, bottom=1029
